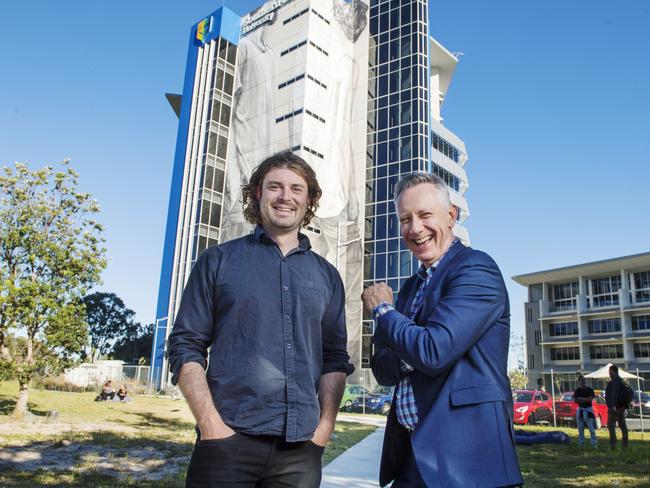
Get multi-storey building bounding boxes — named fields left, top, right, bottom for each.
left=513, top=252, right=650, bottom=391
left=151, top=0, right=469, bottom=387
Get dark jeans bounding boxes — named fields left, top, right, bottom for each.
left=607, top=408, right=628, bottom=448
left=186, top=433, right=324, bottom=488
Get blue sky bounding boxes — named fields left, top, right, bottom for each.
left=1, top=1, right=649, bottom=358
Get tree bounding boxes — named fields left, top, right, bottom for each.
left=111, top=322, right=154, bottom=364
left=0, top=161, right=105, bottom=418
left=83, top=292, right=136, bottom=362
left=508, top=370, right=528, bottom=390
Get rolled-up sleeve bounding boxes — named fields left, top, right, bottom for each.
left=321, top=272, right=355, bottom=376
left=167, top=248, right=219, bottom=385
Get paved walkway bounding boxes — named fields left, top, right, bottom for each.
left=321, top=425, right=385, bottom=488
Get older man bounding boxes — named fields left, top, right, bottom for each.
left=362, top=173, right=522, bottom=488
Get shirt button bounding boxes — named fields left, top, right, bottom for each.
left=284, top=314, right=290, bottom=319
left=287, top=343, right=292, bottom=349
left=283, top=286, right=289, bottom=291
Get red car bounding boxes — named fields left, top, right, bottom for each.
left=513, top=389, right=554, bottom=425
left=554, top=392, right=609, bottom=429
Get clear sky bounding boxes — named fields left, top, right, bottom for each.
left=1, top=1, right=649, bottom=363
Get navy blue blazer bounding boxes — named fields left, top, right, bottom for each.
left=371, top=241, right=523, bottom=488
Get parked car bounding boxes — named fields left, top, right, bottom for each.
left=339, top=384, right=369, bottom=412
left=512, top=389, right=554, bottom=425
left=553, top=392, right=609, bottom=429
left=351, top=385, right=394, bottom=415
left=630, top=391, right=650, bottom=417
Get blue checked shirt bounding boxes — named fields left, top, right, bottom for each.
left=373, top=239, right=457, bottom=430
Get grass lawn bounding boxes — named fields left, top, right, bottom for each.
left=0, top=381, right=375, bottom=487
left=516, top=425, right=650, bottom=487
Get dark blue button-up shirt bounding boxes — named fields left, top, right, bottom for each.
left=167, top=225, right=353, bottom=441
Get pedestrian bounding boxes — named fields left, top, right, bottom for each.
left=605, top=364, right=630, bottom=449
left=574, top=376, right=597, bottom=447
left=167, top=152, right=353, bottom=488
left=361, top=172, right=522, bottom=488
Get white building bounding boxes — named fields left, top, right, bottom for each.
left=513, top=252, right=650, bottom=391
left=152, top=0, right=470, bottom=387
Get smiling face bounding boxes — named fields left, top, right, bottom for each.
left=396, top=182, right=457, bottom=268
left=256, top=167, right=309, bottom=237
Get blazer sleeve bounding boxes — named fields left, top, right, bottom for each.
left=371, top=345, right=402, bottom=386
left=373, top=251, right=507, bottom=378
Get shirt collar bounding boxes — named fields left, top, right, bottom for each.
left=253, top=224, right=311, bottom=251
left=416, top=238, right=458, bottom=281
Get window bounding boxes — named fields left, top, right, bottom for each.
left=280, top=40, right=307, bottom=56
left=634, top=271, right=650, bottom=303
left=278, top=73, right=305, bottom=89
left=283, top=8, right=308, bottom=25
left=311, top=8, right=330, bottom=24
left=528, top=354, right=535, bottom=370
left=307, top=74, right=327, bottom=89
left=549, top=322, right=578, bottom=337
left=431, top=163, right=460, bottom=192
left=587, top=318, right=621, bottom=335
left=305, top=109, right=325, bottom=123
left=634, top=342, right=650, bottom=359
left=534, top=330, right=541, bottom=346
left=588, top=275, right=621, bottom=307
left=550, top=347, right=580, bottom=361
left=552, top=282, right=579, bottom=311
left=589, top=344, right=623, bottom=360
left=431, top=131, right=460, bottom=162
left=632, top=315, right=650, bottom=331
left=309, top=40, right=329, bottom=56
left=275, top=108, right=303, bottom=123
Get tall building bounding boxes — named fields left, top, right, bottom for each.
left=151, top=0, right=469, bottom=387
left=513, top=252, right=650, bottom=391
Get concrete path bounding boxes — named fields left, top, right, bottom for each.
left=321, top=427, right=384, bottom=488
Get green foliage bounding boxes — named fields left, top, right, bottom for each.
left=509, top=369, right=529, bottom=389
left=82, top=292, right=136, bottom=362
left=0, top=161, right=106, bottom=415
left=111, top=322, right=154, bottom=364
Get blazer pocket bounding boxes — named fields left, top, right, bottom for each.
left=450, top=385, right=507, bottom=406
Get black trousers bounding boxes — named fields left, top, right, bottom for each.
left=185, top=433, right=324, bottom=488
left=607, top=408, right=629, bottom=447
left=392, top=433, right=426, bottom=488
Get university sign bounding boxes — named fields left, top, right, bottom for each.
left=241, top=0, right=294, bottom=35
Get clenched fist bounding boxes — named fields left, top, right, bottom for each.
left=361, top=282, right=394, bottom=315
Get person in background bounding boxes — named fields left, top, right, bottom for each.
left=605, top=364, right=629, bottom=449
left=573, top=376, right=597, bottom=447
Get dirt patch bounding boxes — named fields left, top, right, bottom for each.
left=0, top=420, right=190, bottom=481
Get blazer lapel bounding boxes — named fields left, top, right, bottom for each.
left=412, top=240, right=467, bottom=320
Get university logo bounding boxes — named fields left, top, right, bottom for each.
left=196, top=17, right=211, bottom=43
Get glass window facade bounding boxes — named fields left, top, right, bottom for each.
left=552, top=282, right=579, bottom=311
left=634, top=271, right=650, bottom=303
left=587, top=275, right=621, bottom=308
left=634, top=342, right=650, bottom=358
left=632, top=315, right=650, bottom=331
left=587, top=318, right=621, bottom=335
left=589, top=344, right=623, bottom=360
left=431, top=131, right=460, bottom=163
left=193, top=37, right=238, bottom=261
left=550, top=347, right=580, bottom=361
left=362, top=0, right=431, bottom=368
left=549, top=321, right=578, bottom=337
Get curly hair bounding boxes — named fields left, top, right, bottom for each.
left=242, top=152, right=322, bottom=227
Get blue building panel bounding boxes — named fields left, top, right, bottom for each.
left=151, top=6, right=241, bottom=386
